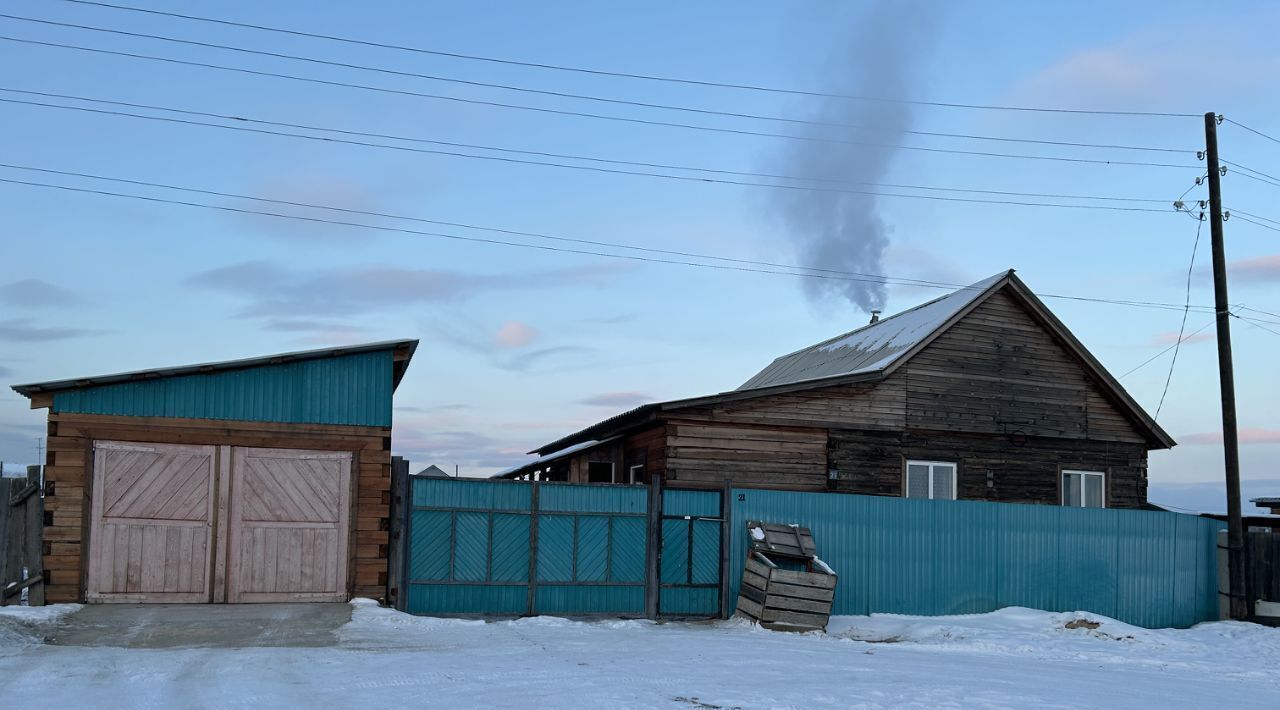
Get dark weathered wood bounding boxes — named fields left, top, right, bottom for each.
left=644, top=476, right=662, bottom=620
left=1, top=467, right=45, bottom=606
left=386, top=456, right=410, bottom=610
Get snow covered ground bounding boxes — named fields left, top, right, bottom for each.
left=1, top=600, right=1276, bottom=709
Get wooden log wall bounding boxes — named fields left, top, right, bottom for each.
left=663, top=420, right=828, bottom=490
left=828, top=428, right=1148, bottom=507
left=41, top=412, right=392, bottom=603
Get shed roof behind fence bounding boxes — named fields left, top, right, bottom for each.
left=11, top=339, right=418, bottom=428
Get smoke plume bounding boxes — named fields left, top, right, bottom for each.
left=771, top=1, right=935, bottom=313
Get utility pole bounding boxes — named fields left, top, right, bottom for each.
left=1203, top=111, right=1247, bottom=621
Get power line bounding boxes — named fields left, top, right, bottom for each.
left=1228, top=208, right=1280, bottom=227
left=1120, top=318, right=1218, bottom=378
left=1224, top=117, right=1280, bottom=146
left=0, top=87, right=1182, bottom=206
left=1154, top=206, right=1205, bottom=419
left=1231, top=214, right=1280, bottom=233
left=1222, top=159, right=1280, bottom=185
left=0, top=13, right=1200, bottom=156
left=1231, top=171, right=1280, bottom=190
left=0, top=96, right=1189, bottom=213
left=52, top=0, right=1202, bottom=118
left=1241, top=318, right=1280, bottom=338
left=0, top=170, right=1222, bottom=314
left=0, top=36, right=1207, bottom=171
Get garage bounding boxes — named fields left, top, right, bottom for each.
left=11, top=339, right=417, bottom=604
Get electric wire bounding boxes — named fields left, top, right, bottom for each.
left=0, top=88, right=1182, bottom=205
left=1224, top=117, right=1280, bottom=146
left=50, top=0, right=1203, bottom=118
left=0, top=35, right=1206, bottom=170
left=0, top=171, right=1224, bottom=314
left=0, top=13, right=1201, bottom=155
left=0, top=96, right=1189, bottom=212
left=1154, top=205, right=1204, bottom=419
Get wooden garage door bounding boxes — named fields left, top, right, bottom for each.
left=226, top=447, right=352, bottom=602
left=87, top=442, right=217, bottom=603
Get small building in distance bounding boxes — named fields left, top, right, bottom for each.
left=416, top=464, right=452, bottom=478
left=495, top=271, right=1174, bottom=509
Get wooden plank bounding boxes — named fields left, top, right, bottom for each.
left=760, top=607, right=829, bottom=628
left=735, top=595, right=763, bottom=620
left=762, top=594, right=832, bottom=614
left=769, top=568, right=837, bottom=589
left=760, top=580, right=835, bottom=602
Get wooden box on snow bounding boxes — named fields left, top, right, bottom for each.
left=734, top=521, right=836, bottom=632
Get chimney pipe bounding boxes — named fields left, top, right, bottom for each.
left=869, top=310, right=881, bottom=324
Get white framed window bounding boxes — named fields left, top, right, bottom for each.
left=1062, top=470, right=1106, bottom=508
left=905, top=460, right=957, bottom=500
left=628, top=464, right=644, bottom=484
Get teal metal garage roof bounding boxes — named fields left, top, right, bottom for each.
left=11, top=339, right=417, bottom=428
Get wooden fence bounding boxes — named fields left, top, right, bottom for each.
left=0, top=465, right=45, bottom=606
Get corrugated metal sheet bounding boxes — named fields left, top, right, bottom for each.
left=729, top=489, right=1224, bottom=629
left=406, top=478, right=649, bottom=616
left=738, top=272, right=1008, bottom=390
left=51, top=349, right=395, bottom=426
left=662, top=488, right=720, bottom=517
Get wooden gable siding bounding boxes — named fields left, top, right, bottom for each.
left=41, top=412, right=391, bottom=604
left=900, top=290, right=1146, bottom=443
left=624, top=424, right=667, bottom=482
left=663, top=419, right=828, bottom=490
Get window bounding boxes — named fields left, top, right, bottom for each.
left=905, top=461, right=956, bottom=500
left=587, top=461, right=615, bottom=483
left=1062, top=470, right=1105, bottom=508
left=628, top=464, right=644, bottom=484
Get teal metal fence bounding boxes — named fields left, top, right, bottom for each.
left=728, top=489, right=1224, bottom=629
left=659, top=488, right=724, bottom=616
left=404, top=477, right=661, bottom=616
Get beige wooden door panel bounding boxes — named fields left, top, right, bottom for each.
left=88, top=442, right=216, bottom=603
left=227, top=447, right=352, bottom=602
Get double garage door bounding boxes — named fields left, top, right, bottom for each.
left=87, top=441, right=352, bottom=603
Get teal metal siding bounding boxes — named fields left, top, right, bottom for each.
left=405, top=478, right=650, bottom=617
left=51, top=349, right=394, bottom=427
left=658, top=488, right=723, bottom=617
left=729, top=489, right=1224, bottom=629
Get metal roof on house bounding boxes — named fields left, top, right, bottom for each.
left=738, top=271, right=1009, bottom=391
left=11, top=339, right=418, bottom=395
left=10, top=339, right=419, bottom=428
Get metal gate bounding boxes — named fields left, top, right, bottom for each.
left=658, top=488, right=726, bottom=617
left=402, top=477, right=654, bottom=616
left=398, top=477, right=728, bottom=618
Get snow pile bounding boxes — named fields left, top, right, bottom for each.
left=0, top=604, right=79, bottom=651
left=1, top=601, right=1277, bottom=708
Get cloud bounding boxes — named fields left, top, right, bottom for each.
left=188, top=260, right=627, bottom=318
left=0, top=318, right=104, bottom=342
left=395, top=403, right=470, bottom=413
left=1006, top=20, right=1280, bottom=111
left=0, top=365, right=12, bottom=378
left=390, top=427, right=531, bottom=473
left=1228, top=255, right=1280, bottom=284
left=494, top=321, right=538, bottom=349
left=578, top=391, right=653, bottom=409
left=495, top=345, right=594, bottom=373
left=580, top=313, right=636, bottom=325
left=1149, top=331, right=1214, bottom=347
left=1180, top=428, right=1280, bottom=445
left=0, top=279, right=79, bottom=307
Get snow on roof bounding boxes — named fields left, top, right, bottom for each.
left=737, top=271, right=1011, bottom=391
left=489, top=437, right=619, bottom=479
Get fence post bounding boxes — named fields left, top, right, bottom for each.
left=719, top=478, right=732, bottom=619
left=645, top=475, right=663, bottom=620
left=526, top=479, right=540, bottom=616
left=387, top=456, right=410, bottom=610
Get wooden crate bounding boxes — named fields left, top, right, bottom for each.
left=734, top=521, right=836, bottom=632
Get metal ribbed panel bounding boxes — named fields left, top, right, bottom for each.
left=538, top=482, right=646, bottom=513
left=52, top=349, right=394, bottom=426
left=411, top=478, right=532, bottom=510
left=407, top=584, right=526, bottom=615
left=662, top=489, right=719, bottom=517
left=535, top=585, right=644, bottom=614
left=730, top=489, right=1224, bottom=629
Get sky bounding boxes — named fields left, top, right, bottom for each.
left=1, top=0, right=1279, bottom=512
